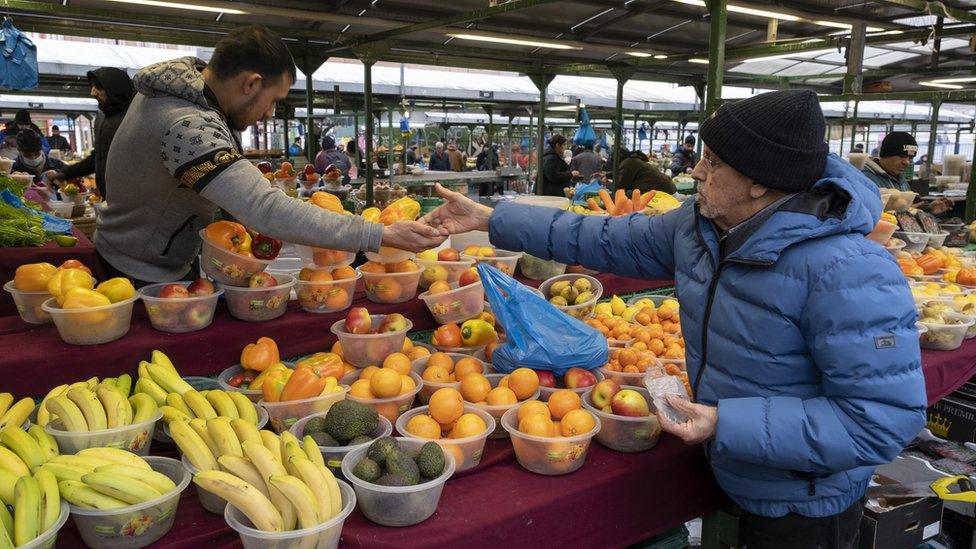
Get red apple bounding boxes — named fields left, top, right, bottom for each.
left=186, top=278, right=215, bottom=296
left=462, top=245, right=481, bottom=257
left=591, top=379, right=621, bottom=409
left=183, top=303, right=212, bottom=327
left=378, top=313, right=408, bottom=333
left=534, top=369, right=556, bottom=388
left=256, top=161, right=273, bottom=174
left=437, top=248, right=461, bottom=262
left=564, top=367, right=598, bottom=389
left=303, top=163, right=316, bottom=175
left=611, top=389, right=650, bottom=417
left=248, top=273, right=278, bottom=288
left=346, top=307, right=372, bottom=334
left=158, top=283, right=189, bottom=299
left=458, top=267, right=480, bottom=287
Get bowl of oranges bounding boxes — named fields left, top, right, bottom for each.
left=462, top=370, right=542, bottom=439
left=411, top=352, right=487, bottom=404
left=295, top=245, right=356, bottom=267
left=295, top=265, right=361, bottom=313
left=500, top=390, right=602, bottom=475
left=585, top=312, right=685, bottom=363
left=358, top=260, right=425, bottom=304
left=343, top=357, right=424, bottom=424
left=600, top=348, right=662, bottom=386
left=396, top=390, right=495, bottom=472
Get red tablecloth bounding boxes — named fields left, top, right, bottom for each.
left=0, top=225, right=101, bottom=317
left=923, top=341, right=976, bottom=404
left=0, top=274, right=670, bottom=397
left=53, top=436, right=728, bottom=548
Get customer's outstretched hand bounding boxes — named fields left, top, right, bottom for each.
left=421, top=183, right=492, bottom=235
left=381, top=220, right=448, bottom=252
left=657, top=395, right=717, bottom=445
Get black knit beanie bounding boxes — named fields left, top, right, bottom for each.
left=699, top=90, right=828, bottom=192
left=879, top=132, right=917, bottom=158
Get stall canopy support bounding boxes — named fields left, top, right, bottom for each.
left=528, top=72, right=555, bottom=195
left=704, top=0, right=727, bottom=116
left=353, top=41, right=390, bottom=207
left=609, top=65, right=637, bottom=186
left=843, top=23, right=866, bottom=95
left=926, top=100, right=941, bottom=181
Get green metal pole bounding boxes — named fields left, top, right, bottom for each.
left=529, top=74, right=554, bottom=195
left=955, top=127, right=963, bottom=154
left=705, top=0, right=727, bottom=115
left=485, top=106, right=494, bottom=171
left=387, top=109, right=394, bottom=180
left=283, top=108, right=290, bottom=160
left=926, top=100, right=941, bottom=180
left=363, top=61, right=375, bottom=207
left=613, top=79, right=624, bottom=186
left=839, top=119, right=847, bottom=156
left=304, top=53, right=316, bottom=163
left=966, top=117, right=976, bottom=222
left=849, top=101, right=859, bottom=153
left=632, top=113, right=639, bottom=153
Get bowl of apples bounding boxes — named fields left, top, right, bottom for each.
left=582, top=382, right=660, bottom=453
left=221, top=272, right=296, bottom=322
left=415, top=247, right=476, bottom=290
left=139, top=278, right=222, bottom=333
left=537, top=367, right=604, bottom=402
left=460, top=246, right=522, bottom=277
left=330, top=309, right=414, bottom=368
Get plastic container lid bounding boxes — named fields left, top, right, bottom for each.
left=222, top=274, right=296, bottom=322
left=3, top=280, right=52, bottom=324
left=139, top=281, right=223, bottom=333
left=340, top=437, right=456, bottom=527
left=42, top=295, right=139, bottom=346
left=330, top=314, right=413, bottom=368
left=259, top=387, right=350, bottom=433
left=341, top=371, right=423, bottom=424
left=395, top=405, right=495, bottom=472
left=289, top=413, right=393, bottom=478
left=500, top=404, right=601, bottom=475
left=358, top=265, right=425, bottom=304
left=44, top=409, right=162, bottom=455
left=417, top=281, right=485, bottom=325
left=581, top=386, right=661, bottom=453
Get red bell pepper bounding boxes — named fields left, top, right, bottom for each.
left=261, top=368, right=292, bottom=403
left=279, top=367, right=327, bottom=401
left=251, top=233, right=282, bottom=260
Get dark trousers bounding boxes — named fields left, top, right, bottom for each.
left=739, top=500, right=864, bottom=549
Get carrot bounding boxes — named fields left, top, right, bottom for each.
left=614, top=189, right=627, bottom=210
left=599, top=189, right=617, bottom=215
left=638, top=191, right=655, bottom=210
left=632, top=189, right=641, bottom=208
left=587, top=197, right=604, bottom=213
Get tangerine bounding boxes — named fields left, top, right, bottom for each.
left=550, top=420, right=562, bottom=437
left=617, top=349, right=638, bottom=367
left=508, top=368, right=540, bottom=400
left=454, top=357, right=483, bottom=380
left=517, top=400, right=550, bottom=423
left=389, top=260, right=419, bottom=273
left=359, top=366, right=380, bottom=380
left=370, top=368, right=403, bottom=398
left=459, top=374, right=491, bottom=403
left=498, top=375, right=510, bottom=388
left=324, top=287, right=349, bottom=309
left=401, top=338, right=414, bottom=352
left=486, top=386, right=518, bottom=405
left=330, top=265, right=357, bottom=280
left=648, top=338, right=666, bottom=356
left=359, top=261, right=386, bottom=274
left=406, top=414, right=442, bottom=439
left=443, top=442, right=464, bottom=467
left=408, top=346, right=431, bottom=360
left=547, top=389, right=581, bottom=419
left=519, top=414, right=554, bottom=437
left=422, top=365, right=451, bottom=384
left=349, top=379, right=373, bottom=399
left=400, top=374, right=418, bottom=395
left=450, top=413, right=487, bottom=438
left=426, top=352, right=455, bottom=373
left=382, top=352, right=412, bottom=375
left=373, top=277, right=403, bottom=302
left=428, top=388, right=464, bottom=425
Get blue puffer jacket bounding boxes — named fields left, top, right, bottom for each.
left=489, top=154, right=926, bottom=518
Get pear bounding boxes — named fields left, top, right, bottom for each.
left=573, top=278, right=593, bottom=294
left=621, top=306, right=640, bottom=322
left=550, top=295, right=568, bottom=307
left=609, top=295, right=626, bottom=316
left=550, top=280, right=571, bottom=297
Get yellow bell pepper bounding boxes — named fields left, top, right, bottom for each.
left=880, top=212, right=898, bottom=225
left=61, top=287, right=112, bottom=324
left=309, top=192, right=344, bottom=214
left=13, top=262, right=58, bottom=291
left=96, top=278, right=135, bottom=303
left=248, top=362, right=290, bottom=391
left=47, top=268, right=95, bottom=306
left=239, top=232, right=252, bottom=255
left=361, top=207, right=381, bottom=223
left=377, top=197, right=421, bottom=225
left=460, top=318, right=498, bottom=347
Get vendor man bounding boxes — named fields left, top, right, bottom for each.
left=862, top=132, right=953, bottom=215
left=423, top=90, right=926, bottom=548
left=98, top=26, right=443, bottom=284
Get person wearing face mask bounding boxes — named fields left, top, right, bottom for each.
left=96, top=26, right=445, bottom=285
left=12, top=129, right=64, bottom=181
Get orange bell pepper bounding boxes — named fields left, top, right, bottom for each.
left=240, top=337, right=280, bottom=372
left=13, top=262, right=58, bottom=291
left=59, top=259, right=92, bottom=276
left=279, top=367, right=327, bottom=401
left=309, top=192, right=344, bottom=214
left=47, top=268, right=95, bottom=306
left=261, top=367, right=293, bottom=403
left=958, top=268, right=976, bottom=286
left=295, top=352, right=345, bottom=381
left=204, top=221, right=248, bottom=252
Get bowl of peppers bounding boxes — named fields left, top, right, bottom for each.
left=199, top=221, right=283, bottom=287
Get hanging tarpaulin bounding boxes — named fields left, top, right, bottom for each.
left=638, top=123, right=648, bottom=142
left=572, top=107, right=596, bottom=147
left=0, top=19, right=37, bottom=90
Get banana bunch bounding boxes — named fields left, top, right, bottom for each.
left=0, top=467, right=62, bottom=547
left=43, top=380, right=157, bottom=433
left=133, top=350, right=194, bottom=405
left=158, top=389, right=259, bottom=427
left=179, top=420, right=341, bottom=532
left=0, top=425, right=60, bottom=503
left=46, top=448, right=177, bottom=510
left=0, top=392, right=41, bottom=433
left=37, top=375, right=132, bottom=428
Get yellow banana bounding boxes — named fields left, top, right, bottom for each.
left=169, top=420, right=217, bottom=471
left=146, top=363, right=193, bottom=395
left=0, top=393, right=13, bottom=418
left=93, top=464, right=175, bottom=494
left=36, top=385, right=68, bottom=427
left=269, top=475, right=320, bottom=529
left=241, top=440, right=296, bottom=530
left=160, top=405, right=193, bottom=425
left=44, top=396, right=87, bottom=432
left=0, top=469, right=16, bottom=505
left=0, top=493, right=11, bottom=542
left=151, top=350, right=180, bottom=376
left=27, top=425, right=59, bottom=463
left=137, top=361, right=152, bottom=383
left=182, top=390, right=217, bottom=420
left=96, top=384, right=132, bottom=429
left=188, top=419, right=221, bottom=458
left=65, top=388, right=107, bottom=431
left=165, top=393, right=193, bottom=418
left=82, top=472, right=161, bottom=504
left=57, top=480, right=126, bottom=510
left=100, top=378, right=117, bottom=388
left=206, top=390, right=239, bottom=420
left=192, top=471, right=283, bottom=532
left=259, top=430, right=282, bottom=467
left=49, top=454, right=112, bottom=471
left=0, top=446, right=29, bottom=478
left=0, top=398, right=35, bottom=431
left=129, top=393, right=159, bottom=423
left=134, top=378, right=167, bottom=407
left=282, top=441, right=306, bottom=477
left=13, top=476, right=40, bottom=546
left=115, top=374, right=133, bottom=397
left=279, top=430, right=300, bottom=448
left=34, top=469, right=60, bottom=532
left=38, top=463, right=87, bottom=483
left=207, top=417, right=243, bottom=458
left=77, top=447, right=150, bottom=470
left=288, top=455, right=333, bottom=522
left=217, top=455, right=270, bottom=498
left=303, top=436, right=326, bottom=469
left=229, top=419, right=262, bottom=448
left=0, top=426, right=43, bottom=473
left=83, top=377, right=99, bottom=390
left=315, top=462, right=342, bottom=517
left=227, top=392, right=258, bottom=425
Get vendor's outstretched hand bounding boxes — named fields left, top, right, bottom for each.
left=381, top=220, right=448, bottom=252
left=657, top=395, right=717, bottom=445
left=421, top=183, right=492, bottom=234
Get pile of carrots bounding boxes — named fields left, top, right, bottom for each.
left=587, top=189, right=655, bottom=216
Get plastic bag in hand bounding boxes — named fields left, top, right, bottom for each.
left=478, top=262, right=607, bottom=375
left=645, top=375, right=689, bottom=424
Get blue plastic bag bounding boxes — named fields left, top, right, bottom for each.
left=572, top=108, right=596, bottom=148
left=478, top=263, right=607, bottom=375
left=571, top=181, right=602, bottom=205
left=0, top=19, right=38, bottom=90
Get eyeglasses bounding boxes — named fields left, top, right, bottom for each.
left=699, top=152, right=721, bottom=172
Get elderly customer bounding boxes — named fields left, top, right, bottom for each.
left=569, top=142, right=604, bottom=181
left=422, top=90, right=925, bottom=549
left=428, top=141, right=451, bottom=171
left=447, top=143, right=464, bottom=172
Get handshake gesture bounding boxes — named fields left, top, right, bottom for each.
left=380, top=184, right=492, bottom=252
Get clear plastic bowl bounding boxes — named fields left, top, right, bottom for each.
left=3, top=280, right=52, bottom=324
left=364, top=247, right=415, bottom=264
left=893, top=231, right=930, bottom=254
left=581, top=386, right=660, bottom=453
left=139, top=281, right=223, bottom=333
left=358, top=265, right=425, bottom=304
left=415, top=257, right=475, bottom=289
left=410, top=353, right=487, bottom=404
left=259, top=387, right=349, bottom=433
left=500, top=405, right=601, bottom=476
left=294, top=245, right=356, bottom=268
left=68, top=456, right=190, bottom=549
left=919, top=312, right=975, bottom=351
left=222, top=274, right=296, bottom=322
left=42, top=296, right=138, bottom=345
left=518, top=254, right=567, bottom=281
left=431, top=342, right=485, bottom=356
left=289, top=413, right=393, bottom=479
left=626, top=294, right=676, bottom=307
left=341, top=437, right=455, bottom=527
left=395, top=405, right=494, bottom=472
left=470, top=374, right=541, bottom=439
left=199, top=229, right=272, bottom=287
left=538, top=273, right=604, bottom=319
left=417, top=282, right=485, bottom=325
left=47, top=201, right=74, bottom=218
left=218, top=364, right=294, bottom=403
left=295, top=271, right=361, bottom=313
left=884, top=239, right=906, bottom=257
left=460, top=249, right=523, bottom=277
left=600, top=355, right=663, bottom=386
left=225, top=479, right=356, bottom=549
left=472, top=347, right=490, bottom=366
left=330, top=315, right=413, bottom=368
left=45, top=409, right=162, bottom=455
left=927, top=232, right=950, bottom=248
left=538, top=369, right=605, bottom=402
left=341, top=371, right=423, bottom=424
left=181, top=454, right=225, bottom=514
left=19, top=501, right=68, bottom=549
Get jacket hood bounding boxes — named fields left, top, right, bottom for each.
left=88, top=67, right=136, bottom=115
left=862, top=156, right=889, bottom=177
left=133, top=56, right=208, bottom=109
left=708, top=153, right=881, bottom=264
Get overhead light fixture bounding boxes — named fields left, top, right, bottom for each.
left=653, top=54, right=669, bottom=59
left=930, top=76, right=976, bottom=84
left=626, top=51, right=653, bottom=58
left=868, top=29, right=904, bottom=36
left=920, top=81, right=964, bottom=89
left=812, top=20, right=883, bottom=32
left=446, top=33, right=581, bottom=50
left=727, top=5, right=800, bottom=21
left=740, top=48, right=833, bottom=63
left=98, top=0, right=246, bottom=14
left=689, top=58, right=709, bottom=64
left=548, top=104, right=584, bottom=111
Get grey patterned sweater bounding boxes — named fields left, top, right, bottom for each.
left=96, top=56, right=382, bottom=282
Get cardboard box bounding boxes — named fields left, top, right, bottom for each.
left=927, top=395, right=976, bottom=444
left=860, top=475, right=943, bottom=549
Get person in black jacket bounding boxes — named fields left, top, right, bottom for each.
left=669, top=135, right=698, bottom=175
left=615, top=150, right=676, bottom=195
left=49, top=67, right=135, bottom=198
left=48, top=126, right=71, bottom=153
left=12, top=130, right=65, bottom=182
left=540, top=134, right=579, bottom=197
